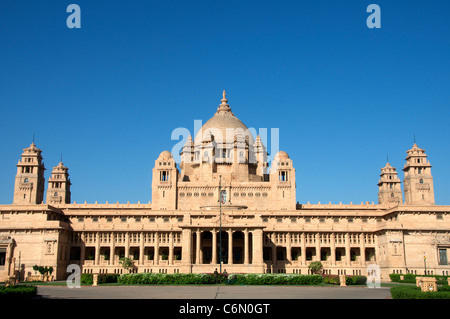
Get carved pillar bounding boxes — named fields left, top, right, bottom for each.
left=228, top=229, right=233, bottom=264
left=110, top=232, right=115, bottom=266
left=168, top=232, right=173, bottom=265
left=286, top=232, right=292, bottom=263
left=271, top=232, right=277, bottom=266
left=212, top=229, right=217, bottom=264
left=196, top=229, right=201, bottom=264
left=301, top=233, right=306, bottom=265
left=345, top=233, right=351, bottom=265
left=154, top=232, right=159, bottom=265
left=139, top=232, right=144, bottom=266
left=181, top=228, right=192, bottom=266
left=315, top=233, right=320, bottom=262
left=125, top=232, right=130, bottom=259
left=244, top=229, right=249, bottom=265
left=252, top=229, right=263, bottom=266
left=95, top=232, right=100, bottom=265
left=360, top=233, right=366, bottom=267
left=330, top=233, right=336, bottom=266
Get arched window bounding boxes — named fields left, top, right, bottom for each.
left=24, top=178, right=28, bottom=183
left=239, top=151, right=244, bottom=158
left=54, top=192, right=58, bottom=197
left=391, top=193, right=394, bottom=198
left=420, top=179, right=424, bottom=184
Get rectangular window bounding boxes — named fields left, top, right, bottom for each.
left=348, top=218, right=354, bottom=223
left=121, top=217, right=127, bottom=222
left=135, top=217, right=141, bottom=222
left=305, top=217, right=311, bottom=223
left=436, top=213, right=443, bottom=220
left=106, top=217, right=112, bottom=222
left=439, top=249, right=448, bottom=265
left=92, top=217, right=98, bottom=222
left=0, top=250, right=6, bottom=266
left=77, top=217, right=84, bottom=222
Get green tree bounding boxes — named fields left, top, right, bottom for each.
left=119, top=257, right=134, bottom=273
left=308, top=261, right=323, bottom=275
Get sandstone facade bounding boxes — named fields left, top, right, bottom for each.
left=0, top=92, right=449, bottom=281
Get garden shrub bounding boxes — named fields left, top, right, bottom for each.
left=230, top=274, right=324, bottom=285
left=117, top=273, right=216, bottom=285
left=390, top=273, right=449, bottom=285
left=322, top=275, right=366, bottom=285
left=0, top=285, right=37, bottom=299
left=389, top=274, right=400, bottom=282
left=116, top=273, right=325, bottom=285
left=390, top=285, right=450, bottom=299
left=80, top=273, right=120, bottom=285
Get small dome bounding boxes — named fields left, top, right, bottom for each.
left=274, top=151, right=289, bottom=159
left=159, top=151, right=173, bottom=160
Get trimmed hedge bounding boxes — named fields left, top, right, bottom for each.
left=118, top=273, right=217, bottom=285
left=0, top=285, right=37, bottom=299
left=322, top=275, right=367, bottom=285
left=391, top=285, right=450, bottom=299
left=116, top=273, right=326, bottom=285
left=390, top=273, right=449, bottom=285
left=80, top=273, right=120, bottom=285
left=229, top=274, right=324, bottom=285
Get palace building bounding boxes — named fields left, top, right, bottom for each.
left=0, top=91, right=449, bottom=281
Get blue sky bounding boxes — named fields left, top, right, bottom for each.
left=0, top=1, right=449, bottom=205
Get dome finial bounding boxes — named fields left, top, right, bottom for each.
left=217, top=89, right=231, bottom=113
left=221, top=90, right=228, bottom=105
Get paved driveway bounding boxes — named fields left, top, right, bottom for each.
left=35, top=285, right=391, bottom=299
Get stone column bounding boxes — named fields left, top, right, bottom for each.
left=301, top=233, right=306, bottom=265
left=228, top=229, right=233, bottom=264
left=110, top=232, right=115, bottom=266
left=181, top=228, right=192, bottom=266
left=345, top=233, right=351, bottom=265
left=212, top=229, right=217, bottom=264
left=169, top=232, right=174, bottom=265
left=360, top=233, right=366, bottom=267
left=271, top=233, right=277, bottom=265
left=139, top=232, right=144, bottom=266
left=80, top=232, right=86, bottom=267
left=286, top=232, right=292, bottom=263
left=95, top=232, right=100, bottom=265
left=125, top=232, right=130, bottom=258
left=315, top=233, right=320, bottom=262
left=252, top=229, right=264, bottom=267
left=196, top=229, right=201, bottom=264
left=244, top=229, right=249, bottom=265
left=330, top=233, right=336, bottom=266
left=154, top=232, right=159, bottom=265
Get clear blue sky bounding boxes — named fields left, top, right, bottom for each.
left=0, top=1, right=449, bottom=205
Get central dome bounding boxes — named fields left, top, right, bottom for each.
left=194, top=91, right=254, bottom=145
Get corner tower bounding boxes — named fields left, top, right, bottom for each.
left=377, top=161, right=402, bottom=206
left=46, top=161, right=71, bottom=204
left=151, top=151, right=179, bottom=210
left=13, top=143, right=46, bottom=204
left=403, top=143, right=435, bottom=205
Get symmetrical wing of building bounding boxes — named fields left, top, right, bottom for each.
left=0, top=92, right=449, bottom=281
